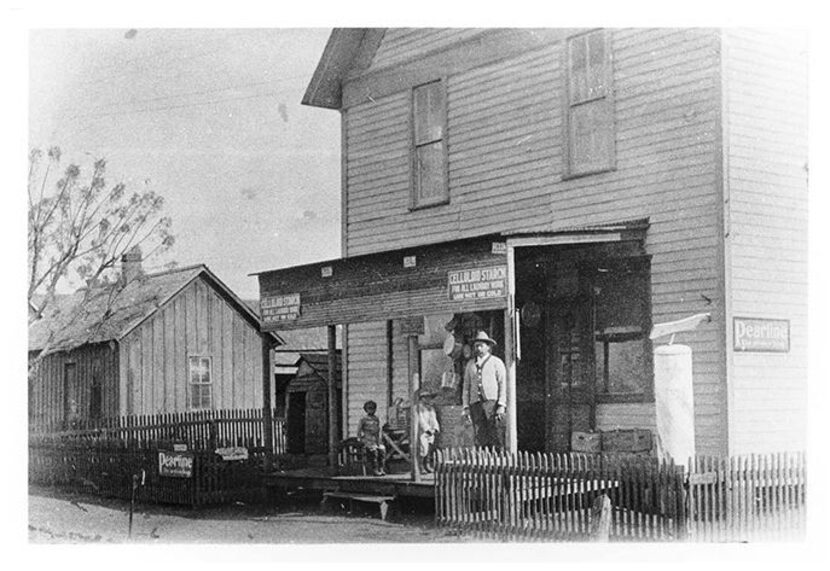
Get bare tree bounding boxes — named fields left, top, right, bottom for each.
left=28, top=146, right=175, bottom=362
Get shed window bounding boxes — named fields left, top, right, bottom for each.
left=411, top=80, right=448, bottom=208
left=189, top=356, right=213, bottom=409
left=566, top=30, right=615, bottom=177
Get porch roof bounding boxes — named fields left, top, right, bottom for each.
left=253, top=220, right=647, bottom=331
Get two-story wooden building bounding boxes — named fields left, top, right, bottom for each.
left=256, top=28, right=807, bottom=457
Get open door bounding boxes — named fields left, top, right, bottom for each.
left=546, top=277, right=595, bottom=452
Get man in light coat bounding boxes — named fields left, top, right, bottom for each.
left=462, top=331, right=506, bottom=449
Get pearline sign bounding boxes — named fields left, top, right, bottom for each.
left=261, top=293, right=301, bottom=322
left=733, top=317, right=790, bottom=353
left=448, top=265, right=508, bottom=301
left=158, top=450, right=194, bottom=478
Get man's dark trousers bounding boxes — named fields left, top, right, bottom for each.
left=469, top=400, right=505, bottom=449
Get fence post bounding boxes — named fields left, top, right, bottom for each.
left=590, top=493, right=611, bottom=542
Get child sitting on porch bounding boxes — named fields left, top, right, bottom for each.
left=414, top=388, right=440, bottom=474
left=357, top=400, right=386, bottom=476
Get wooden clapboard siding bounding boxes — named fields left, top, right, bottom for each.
left=29, top=343, right=119, bottom=429
left=346, top=321, right=388, bottom=435
left=722, top=29, right=808, bottom=454
left=339, top=28, right=727, bottom=454
left=365, top=28, right=486, bottom=74
left=119, top=277, right=265, bottom=415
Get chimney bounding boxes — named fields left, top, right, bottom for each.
left=120, top=245, right=144, bottom=285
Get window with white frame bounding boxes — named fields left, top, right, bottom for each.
left=411, top=80, right=448, bottom=208
left=188, top=356, right=213, bottom=409
left=566, top=30, right=615, bottom=177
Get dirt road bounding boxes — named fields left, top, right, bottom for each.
left=28, top=487, right=469, bottom=544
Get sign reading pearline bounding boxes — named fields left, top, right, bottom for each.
left=158, top=451, right=194, bottom=478
left=448, top=265, right=508, bottom=301
left=261, top=293, right=301, bottom=322
left=733, top=317, right=790, bottom=353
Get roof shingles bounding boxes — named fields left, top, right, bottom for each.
left=30, top=265, right=210, bottom=354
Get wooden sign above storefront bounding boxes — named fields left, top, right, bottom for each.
left=448, top=265, right=508, bottom=301
left=261, top=293, right=301, bottom=322
left=733, top=317, right=789, bottom=353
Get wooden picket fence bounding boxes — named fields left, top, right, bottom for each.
left=28, top=408, right=287, bottom=506
left=435, top=448, right=686, bottom=542
left=29, top=408, right=286, bottom=454
left=29, top=440, right=264, bottom=506
left=686, top=453, right=806, bottom=542
left=435, top=448, right=806, bottom=542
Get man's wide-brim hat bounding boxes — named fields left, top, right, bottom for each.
left=472, top=331, right=497, bottom=346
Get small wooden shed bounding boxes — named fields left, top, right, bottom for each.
left=29, top=263, right=282, bottom=430
left=285, top=352, right=342, bottom=456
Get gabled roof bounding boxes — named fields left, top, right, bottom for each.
left=302, top=28, right=381, bottom=109
left=29, top=265, right=281, bottom=355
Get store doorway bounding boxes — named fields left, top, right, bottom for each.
left=513, top=240, right=651, bottom=453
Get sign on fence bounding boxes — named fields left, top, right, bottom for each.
left=158, top=450, right=194, bottom=478
left=215, top=447, right=249, bottom=461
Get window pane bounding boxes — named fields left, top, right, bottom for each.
left=568, top=99, right=614, bottom=174
left=201, top=385, right=212, bottom=409
left=587, top=31, right=607, bottom=98
left=189, top=357, right=200, bottom=384
left=201, top=358, right=211, bottom=384
left=415, top=141, right=446, bottom=204
left=569, top=36, right=588, bottom=102
left=414, top=82, right=444, bottom=145
left=595, top=339, right=647, bottom=394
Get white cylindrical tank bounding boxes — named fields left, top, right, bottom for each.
left=654, top=344, right=695, bottom=466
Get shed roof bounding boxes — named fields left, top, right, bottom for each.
left=29, top=265, right=281, bottom=354
left=296, top=352, right=342, bottom=384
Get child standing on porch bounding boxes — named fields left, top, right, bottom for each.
left=357, top=400, right=386, bottom=476
left=414, top=388, right=440, bottom=474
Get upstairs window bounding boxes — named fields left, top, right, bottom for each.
left=189, top=356, right=213, bottom=409
left=565, top=30, right=615, bottom=177
left=411, top=80, right=448, bottom=209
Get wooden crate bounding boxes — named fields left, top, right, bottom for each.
left=601, top=429, right=653, bottom=453
left=571, top=431, right=602, bottom=453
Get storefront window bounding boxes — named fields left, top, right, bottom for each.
left=592, top=259, right=652, bottom=400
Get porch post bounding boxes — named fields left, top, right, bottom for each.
left=261, top=336, right=274, bottom=474
left=408, top=335, right=421, bottom=482
left=505, top=244, right=518, bottom=453
left=327, top=324, right=338, bottom=468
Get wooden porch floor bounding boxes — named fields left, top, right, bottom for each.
left=266, top=468, right=436, bottom=499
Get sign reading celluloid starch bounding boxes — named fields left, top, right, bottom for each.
left=158, top=450, right=194, bottom=478
left=448, top=266, right=508, bottom=301
left=733, top=317, right=790, bottom=352
left=261, top=293, right=301, bottom=322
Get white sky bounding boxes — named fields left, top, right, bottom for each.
left=29, top=27, right=340, bottom=299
